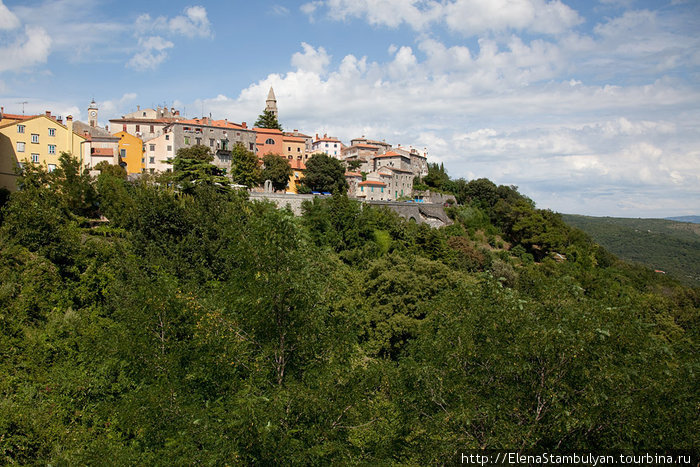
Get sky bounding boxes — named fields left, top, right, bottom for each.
left=0, top=0, right=699, bottom=218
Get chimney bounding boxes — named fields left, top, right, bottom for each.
left=137, top=105, right=140, bottom=111
left=0, top=106, right=3, bottom=121
left=315, top=133, right=319, bottom=139
left=45, top=111, right=51, bottom=118
left=57, top=116, right=63, bottom=124
left=66, top=115, right=74, bottom=154
left=241, top=121, right=246, bottom=128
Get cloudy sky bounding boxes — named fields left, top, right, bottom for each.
left=1, top=0, right=698, bottom=217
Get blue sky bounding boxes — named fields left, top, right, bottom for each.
left=1, top=0, right=699, bottom=217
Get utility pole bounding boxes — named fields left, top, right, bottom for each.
left=16, top=101, right=28, bottom=115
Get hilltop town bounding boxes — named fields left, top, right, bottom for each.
left=0, top=88, right=430, bottom=202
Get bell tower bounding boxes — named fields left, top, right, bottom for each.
left=265, top=87, right=278, bottom=118
left=88, top=99, right=98, bottom=128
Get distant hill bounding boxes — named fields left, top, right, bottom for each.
left=562, top=214, right=700, bottom=287
left=666, top=215, right=700, bottom=224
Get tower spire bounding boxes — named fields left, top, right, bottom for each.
left=265, top=87, right=278, bottom=118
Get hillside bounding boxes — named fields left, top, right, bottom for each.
left=667, top=215, right=700, bottom=224
left=0, top=161, right=697, bottom=463
left=562, top=214, right=700, bottom=287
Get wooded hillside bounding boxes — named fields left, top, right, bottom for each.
left=1, top=158, right=697, bottom=463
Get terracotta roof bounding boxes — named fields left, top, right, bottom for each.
left=91, top=148, right=114, bottom=156
left=314, top=137, right=341, bottom=143
left=359, top=180, right=387, bottom=186
left=351, top=143, right=381, bottom=150
left=374, top=151, right=409, bottom=159
left=1, top=113, right=36, bottom=121
left=254, top=127, right=284, bottom=135
left=109, top=117, right=174, bottom=124
left=289, top=159, right=306, bottom=170
left=345, top=172, right=362, bottom=177
left=282, top=135, right=305, bottom=143
left=175, top=118, right=249, bottom=130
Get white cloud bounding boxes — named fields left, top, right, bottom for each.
left=0, top=25, right=51, bottom=72
left=136, top=6, right=212, bottom=38
left=291, top=42, right=331, bottom=74
left=0, top=0, right=20, bottom=30
left=127, top=36, right=174, bottom=70
left=304, top=0, right=582, bottom=35
left=271, top=5, right=290, bottom=16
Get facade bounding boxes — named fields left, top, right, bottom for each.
left=285, top=129, right=313, bottom=152
left=255, top=127, right=284, bottom=158
left=114, top=131, right=144, bottom=174
left=378, top=166, right=414, bottom=200
left=109, top=105, right=182, bottom=141
left=0, top=113, right=85, bottom=190
left=373, top=151, right=413, bottom=172
left=350, top=137, right=392, bottom=153
left=356, top=179, right=388, bottom=201
left=312, top=133, right=344, bottom=158
left=142, top=132, right=172, bottom=173
left=342, top=143, right=381, bottom=173
left=73, top=120, right=120, bottom=169
left=345, top=172, right=363, bottom=197
left=392, top=145, right=428, bottom=177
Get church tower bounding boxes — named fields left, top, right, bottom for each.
left=265, top=87, right=278, bottom=118
left=88, top=99, right=98, bottom=128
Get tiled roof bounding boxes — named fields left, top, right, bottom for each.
left=374, top=151, right=409, bottom=159
left=359, top=180, right=387, bottom=186
left=282, top=135, right=305, bottom=143
left=91, top=148, right=115, bottom=156
left=254, top=127, right=284, bottom=135
left=345, top=172, right=362, bottom=177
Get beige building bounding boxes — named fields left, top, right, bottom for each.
left=109, top=105, right=182, bottom=141
left=0, top=112, right=85, bottom=190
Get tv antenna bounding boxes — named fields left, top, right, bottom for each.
left=16, top=101, right=28, bottom=115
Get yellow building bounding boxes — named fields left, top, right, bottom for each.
left=0, top=113, right=86, bottom=190
left=114, top=131, right=144, bottom=175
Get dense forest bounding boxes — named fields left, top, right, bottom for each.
left=562, top=214, right=700, bottom=288
left=0, top=155, right=698, bottom=464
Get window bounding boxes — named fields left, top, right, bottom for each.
left=17, top=125, right=25, bottom=133
left=141, top=157, right=145, bottom=163
left=48, top=164, right=56, bottom=172
left=184, top=136, right=190, bottom=145
left=288, top=146, right=291, bottom=151
left=149, top=157, right=155, bottom=164
left=31, top=153, right=39, bottom=163
left=209, top=139, right=215, bottom=147
left=149, top=144, right=155, bottom=151
left=334, top=143, right=337, bottom=147
left=167, top=145, right=172, bottom=152
left=165, top=134, right=169, bottom=140
left=149, top=168, right=155, bottom=174
left=361, top=186, right=364, bottom=192
left=16, top=141, right=25, bottom=152
left=135, top=124, right=140, bottom=132
left=249, top=143, right=255, bottom=150
left=381, top=187, right=384, bottom=193
left=48, top=144, right=56, bottom=154
left=265, top=138, right=275, bottom=145
left=371, top=187, right=374, bottom=192
left=31, top=134, right=39, bottom=143
left=325, top=143, right=329, bottom=148
left=123, top=124, right=127, bottom=132
left=142, top=112, right=146, bottom=117
left=150, top=125, right=154, bottom=133
left=297, top=147, right=301, bottom=152
left=120, top=149, right=126, bottom=157
left=48, top=128, right=56, bottom=137
left=196, top=137, right=201, bottom=145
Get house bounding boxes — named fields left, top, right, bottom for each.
left=255, top=127, right=284, bottom=159
left=345, top=172, right=363, bottom=197
left=0, top=111, right=85, bottom=190
left=109, top=105, right=182, bottom=141
left=311, top=133, right=344, bottom=158
left=356, top=179, right=388, bottom=201
left=114, top=131, right=144, bottom=175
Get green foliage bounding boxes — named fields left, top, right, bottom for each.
left=254, top=109, right=283, bottom=130
left=94, top=160, right=127, bottom=179
left=262, top=153, right=293, bottom=191
left=229, top=143, right=262, bottom=188
left=302, top=153, right=349, bottom=193
left=171, top=144, right=229, bottom=193
left=562, top=214, right=700, bottom=287
left=0, top=173, right=697, bottom=464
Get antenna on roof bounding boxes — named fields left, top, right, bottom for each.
left=16, top=101, right=28, bottom=115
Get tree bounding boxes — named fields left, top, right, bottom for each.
left=94, top=161, right=127, bottom=179
left=346, top=159, right=362, bottom=172
left=230, top=143, right=262, bottom=188
left=422, top=162, right=450, bottom=191
left=171, top=144, right=229, bottom=192
left=254, top=110, right=282, bottom=131
left=302, top=153, right=348, bottom=193
left=262, top=153, right=292, bottom=192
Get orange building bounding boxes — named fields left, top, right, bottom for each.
left=254, top=127, right=284, bottom=159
